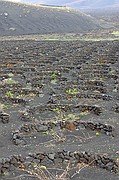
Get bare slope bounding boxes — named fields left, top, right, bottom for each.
left=0, top=1, right=110, bottom=36
left=83, top=7, right=119, bottom=28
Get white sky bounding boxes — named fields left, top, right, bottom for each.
left=0, top=0, right=22, bottom=1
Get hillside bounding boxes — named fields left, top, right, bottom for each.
left=0, top=1, right=111, bottom=36
left=83, top=7, right=119, bottom=29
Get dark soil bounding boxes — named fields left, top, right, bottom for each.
left=0, top=39, right=119, bottom=179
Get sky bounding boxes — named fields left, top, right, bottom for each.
left=0, top=0, right=81, bottom=5
left=0, top=0, right=83, bottom=7
left=0, top=0, right=119, bottom=9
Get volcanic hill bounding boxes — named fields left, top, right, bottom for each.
left=0, top=1, right=110, bottom=36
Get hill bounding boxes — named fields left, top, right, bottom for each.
left=0, top=1, right=111, bottom=36
left=83, top=7, right=119, bottom=29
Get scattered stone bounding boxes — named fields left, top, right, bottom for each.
left=112, top=103, right=119, bottom=113
left=0, top=112, right=9, bottom=123
left=12, top=131, right=26, bottom=145
left=47, top=153, right=55, bottom=161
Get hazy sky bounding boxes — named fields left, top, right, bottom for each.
left=0, top=0, right=80, bottom=5
left=1, top=0, right=119, bottom=8
left=1, top=0, right=119, bottom=5
left=0, top=0, right=21, bottom=1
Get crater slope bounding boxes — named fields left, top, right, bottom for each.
left=0, top=1, right=111, bottom=36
